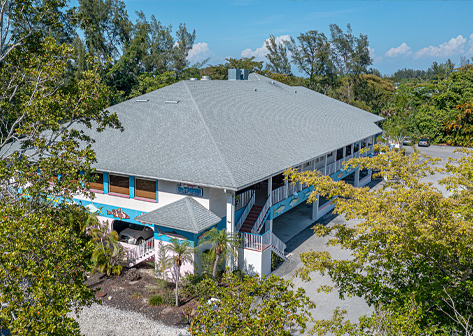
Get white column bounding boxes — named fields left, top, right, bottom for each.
left=312, top=193, right=320, bottom=220
left=267, top=176, right=273, bottom=232
left=226, top=192, right=236, bottom=271
left=324, top=155, right=328, bottom=175
left=226, top=193, right=235, bottom=233
left=354, top=169, right=360, bottom=187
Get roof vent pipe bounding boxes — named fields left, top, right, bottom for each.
left=201, top=76, right=211, bottom=80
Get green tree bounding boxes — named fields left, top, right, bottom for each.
left=0, top=205, right=96, bottom=335
left=76, top=0, right=132, bottom=62
left=0, top=2, right=121, bottom=333
left=165, top=238, right=194, bottom=306
left=198, top=227, right=241, bottom=279
left=329, top=23, right=372, bottom=103
left=265, top=35, right=291, bottom=75
left=89, top=220, right=123, bottom=276
left=286, top=147, right=473, bottom=334
left=189, top=272, right=315, bottom=336
left=287, top=30, right=336, bottom=92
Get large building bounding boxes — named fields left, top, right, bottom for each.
left=73, top=70, right=383, bottom=276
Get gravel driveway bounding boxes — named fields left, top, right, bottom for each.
left=73, top=304, right=190, bottom=336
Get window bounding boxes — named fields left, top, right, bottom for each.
left=135, top=178, right=156, bottom=200
left=89, top=172, right=104, bottom=191
left=345, top=145, right=352, bottom=156
left=327, top=152, right=333, bottom=157
left=337, top=148, right=344, bottom=161
left=109, top=174, right=129, bottom=195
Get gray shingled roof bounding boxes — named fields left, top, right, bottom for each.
left=135, top=197, right=221, bottom=233
left=87, top=73, right=383, bottom=190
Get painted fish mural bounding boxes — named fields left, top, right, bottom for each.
left=106, top=208, right=130, bottom=220
left=289, top=197, right=299, bottom=207
left=156, top=227, right=165, bottom=236
left=275, top=204, right=285, bottom=215
left=197, top=229, right=211, bottom=240
left=85, top=203, right=103, bottom=215
left=164, top=231, right=188, bottom=240
left=304, top=190, right=312, bottom=199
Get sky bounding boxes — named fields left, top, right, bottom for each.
left=123, top=0, right=473, bottom=76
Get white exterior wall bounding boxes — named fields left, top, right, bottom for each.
left=75, top=193, right=160, bottom=213
left=156, top=239, right=195, bottom=278
left=261, top=248, right=272, bottom=276
left=237, top=247, right=272, bottom=277
left=158, top=180, right=209, bottom=208
left=238, top=248, right=262, bottom=276
left=209, top=188, right=227, bottom=218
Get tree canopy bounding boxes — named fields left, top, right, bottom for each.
left=286, top=146, right=473, bottom=334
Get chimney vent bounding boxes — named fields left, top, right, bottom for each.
left=228, top=69, right=249, bottom=80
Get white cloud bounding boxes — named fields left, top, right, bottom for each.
left=240, top=35, right=291, bottom=61
left=385, top=43, right=411, bottom=58
left=468, top=33, right=473, bottom=55
left=414, top=35, right=466, bottom=59
left=369, top=47, right=383, bottom=63
left=187, top=42, right=211, bottom=63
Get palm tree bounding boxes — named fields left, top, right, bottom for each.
left=164, top=238, right=194, bottom=306
left=198, top=227, right=242, bottom=279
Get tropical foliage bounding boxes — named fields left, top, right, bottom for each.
left=286, top=146, right=473, bottom=334
left=198, top=227, right=241, bottom=279
left=164, top=238, right=194, bottom=306
left=89, top=221, right=123, bottom=276
left=189, top=272, right=315, bottom=336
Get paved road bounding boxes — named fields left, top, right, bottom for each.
left=272, top=145, right=464, bottom=334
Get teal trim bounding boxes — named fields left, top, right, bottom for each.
left=103, top=173, right=109, bottom=194
left=156, top=180, right=159, bottom=202
left=330, top=167, right=356, bottom=181
left=154, top=225, right=196, bottom=247
left=234, top=207, right=246, bottom=224
left=129, top=176, right=135, bottom=198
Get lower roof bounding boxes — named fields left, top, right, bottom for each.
left=135, top=197, right=221, bottom=234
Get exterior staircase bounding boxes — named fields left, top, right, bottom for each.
left=239, top=204, right=263, bottom=233
left=125, top=238, right=155, bottom=268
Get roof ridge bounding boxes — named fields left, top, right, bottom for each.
left=183, top=81, right=238, bottom=188
left=185, top=197, right=199, bottom=232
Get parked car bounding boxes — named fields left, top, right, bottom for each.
left=402, top=137, right=413, bottom=146
left=418, top=138, right=430, bottom=147
left=119, top=223, right=153, bottom=245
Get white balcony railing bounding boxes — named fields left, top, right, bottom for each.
left=235, top=189, right=255, bottom=211
left=241, top=231, right=286, bottom=258
left=235, top=191, right=255, bottom=232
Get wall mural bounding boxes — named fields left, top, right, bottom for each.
left=270, top=186, right=314, bottom=220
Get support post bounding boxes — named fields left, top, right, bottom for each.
left=226, top=192, right=236, bottom=271
left=312, top=193, right=320, bottom=220
left=354, top=169, right=360, bottom=187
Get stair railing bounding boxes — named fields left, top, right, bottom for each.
left=235, top=192, right=255, bottom=232
left=270, top=232, right=286, bottom=257
left=251, top=195, right=271, bottom=234
left=126, top=237, right=155, bottom=266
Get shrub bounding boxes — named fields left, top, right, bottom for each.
left=148, top=294, right=165, bottom=306
left=182, top=273, right=211, bottom=300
